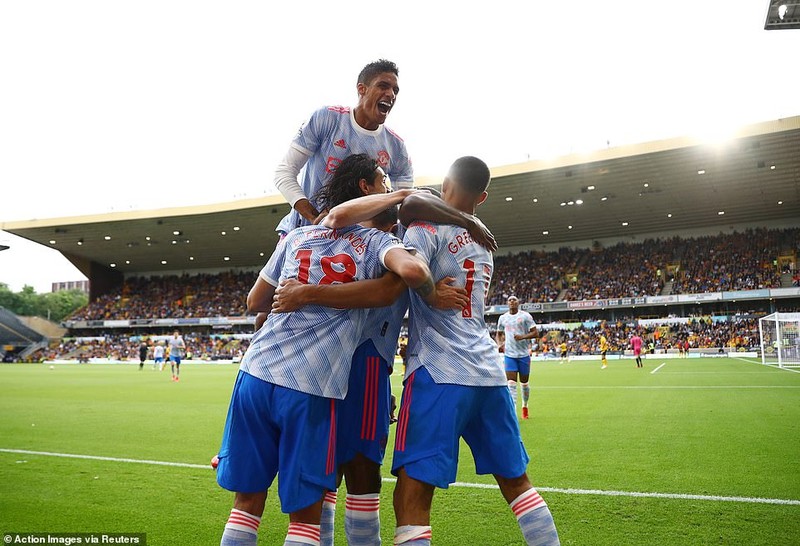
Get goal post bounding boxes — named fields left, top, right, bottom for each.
left=759, top=312, right=800, bottom=368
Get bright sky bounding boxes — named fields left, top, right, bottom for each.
left=1, top=1, right=797, bottom=293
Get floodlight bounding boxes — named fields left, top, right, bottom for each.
left=765, top=1, right=800, bottom=29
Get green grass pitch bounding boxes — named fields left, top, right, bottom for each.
left=1, top=356, right=799, bottom=545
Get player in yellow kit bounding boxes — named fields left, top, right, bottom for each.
left=599, top=334, right=609, bottom=369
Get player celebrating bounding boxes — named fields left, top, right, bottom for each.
left=270, top=167, right=496, bottom=546
left=391, top=157, right=560, bottom=546
left=495, top=295, right=537, bottom=419
left=214, top=155, right=445, bottom=546
left=274, top=59, right=413, bottom=234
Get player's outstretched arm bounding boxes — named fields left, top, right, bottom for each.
left=398, top=192, right=497, bottom=252
left=322, top=189, right=417, bottom=229
left=273, top=273, right=407, bottom=312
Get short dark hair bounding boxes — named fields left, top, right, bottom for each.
left=448, top=156, right=491, bottom=195
left=358, top=59, right=399, bottom=86
left=314, top=153, right=378, bottom=210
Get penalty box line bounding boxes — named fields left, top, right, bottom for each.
left=3, top=448, right=799, bottom=507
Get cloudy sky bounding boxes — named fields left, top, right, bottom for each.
left=1, top=1, right=797, bottom=292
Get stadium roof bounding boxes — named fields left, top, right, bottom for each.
left=3, top=116, right=799, bottom=279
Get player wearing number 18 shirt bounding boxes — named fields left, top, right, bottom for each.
left=390, top=156, right=560, bottom=546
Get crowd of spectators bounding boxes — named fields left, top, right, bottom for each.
left=489, top=315, right=763, bottom=355
left=57, top=228, right=797, bottom=327
left=28, top=314, right=766, bottom=363
left=562, top=238, right=675, bottom=301
left=490, top=228, right=797, bottom=304
left=26, top=334, right=250, bottom=363
left=670, top=229, right=786, bottom=294
left=68, top=271, right=256, bottom=321
left=489, top=247, right=581, bottom=305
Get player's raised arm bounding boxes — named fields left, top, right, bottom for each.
left=322, top=189, right=417, bottom=229
left=398, top=191, right=497, bottom=251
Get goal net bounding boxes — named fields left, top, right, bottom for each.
left=759, top=312, right=800, bottom=368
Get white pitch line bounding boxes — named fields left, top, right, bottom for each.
left=0, top=448, right=208, bottom=469
left=3, top=448, right=799, bottom=507
left=651, top=363, right=666, bottom=374
left=534, top=385, right=800, bottom=389
left=735, top=357, right=800, bottom=374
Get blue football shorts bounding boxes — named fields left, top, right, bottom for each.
left=504, top=355, right=531, bottom=376
left=216, top=370, right=338, bottom=514
left=338, top=340, right=392, bottom=466
left=391, top=366, right=530, bottom=489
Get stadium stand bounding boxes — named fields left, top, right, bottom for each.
left=13, top=226, right=791, bottom=363
left=489, top=227, right=798, bottom=303
left=0, top=307, right=46, bottom=361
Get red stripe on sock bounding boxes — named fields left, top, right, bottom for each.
left=227, top=517, right=259, bottom=531
left=287, top=522, right=321, bottom=541
left=345, top=497, right=380, bottom=511
left=324, top=491, right=338, bottom=504
left=511, top=490, right=545, bottom=517
left=227, top=509, right=260, bottom=530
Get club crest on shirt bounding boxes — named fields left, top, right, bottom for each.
left=376, top=150, right=390, bottom=168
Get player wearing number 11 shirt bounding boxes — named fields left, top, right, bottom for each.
left=390, top=156, right=560, bottom=546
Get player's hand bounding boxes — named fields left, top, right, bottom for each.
left=312, top=210, right=329, bottom=225
left=254, top=312, right=268, bottom=332
left=514, top=334, right=525, bottom=341
left=272, top=278, right=309, bottom=313
left=294, top=198, right=321, bottom=223
left=465, top=215, right=497, bottom=252
left=432, top=277, right=468, bottom=310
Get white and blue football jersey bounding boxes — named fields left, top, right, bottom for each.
left=358, top=290, right=410, bottom=367
left=241, top=224, right=407, bottom=399
left=403, top=221, right=506, bottom=386
left=497, top=311, right=535, bottom=358
left=276, top=106, right=414, bottom=234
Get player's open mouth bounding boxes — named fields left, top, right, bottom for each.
left=377, top=101, right=392, bottom=115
